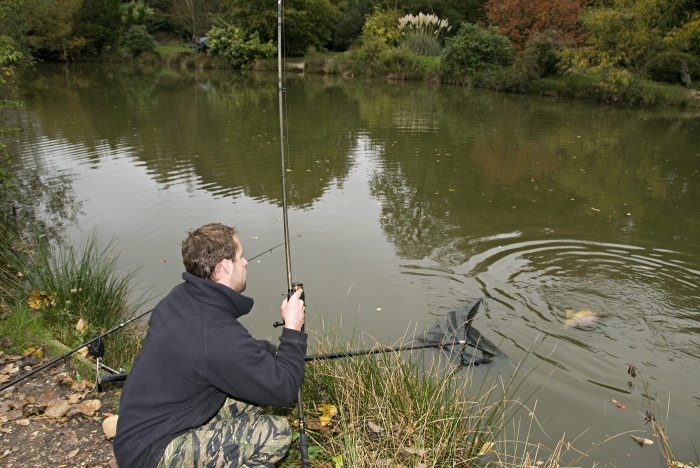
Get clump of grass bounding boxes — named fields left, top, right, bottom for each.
left=272, top=332, right=556, bottom=467
left=9, top=231, right=148, bottom=368
left=398, top=12, right=451, bottom=57
left=627, top=364, right=699, bottom=468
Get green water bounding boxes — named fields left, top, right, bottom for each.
left=15, top=63, right=700, bottom=467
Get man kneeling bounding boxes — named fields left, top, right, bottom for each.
left=114, top=223, right=306, bottom=468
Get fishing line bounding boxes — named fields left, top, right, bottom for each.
left=529, top=256, right=554, bottom=311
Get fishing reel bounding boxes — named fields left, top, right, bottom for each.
left=273, top=282, right=305, bottom=328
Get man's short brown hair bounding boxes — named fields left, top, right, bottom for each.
left=181, top=223, right=238, bottom=280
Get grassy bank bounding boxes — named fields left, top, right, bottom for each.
left=0, top=225, right=147, bottom=372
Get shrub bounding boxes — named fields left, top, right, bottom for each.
left=521, top=30, right=569, bottom=77
left=122, top=24, right=157, bottom=58
left=377, top=47, right=421, bottom=76
left=361, top=7, right=402, bottom=47
left=646, top=51, right=700, bottom=85
left=348, top=35, right=390, bottom=64
left=398, top=12, right=451, bottom=57
left=440, top=22, right=514, bottom=77
left=207, top=25, right=275, bottom=69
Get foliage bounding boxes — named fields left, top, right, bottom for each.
left=521, top=30, right=569, bottom=78
left=169, top=0, right=225, bottom=37
left=207, top=24, right=275, bottom=69
left=347, top=34, right=389, bottom=64
left=331, top=0, right=371, bottom=51
left=398, top=12, right=451, bottom=57
left=440, top=22, right=514, bottom=77
left=73, top=0, right=122, bottom=56
left=226, top=0, right=341, bottom=56
left=1, top=0, right=22, bottom=192
left=485, top=0, right=582, bottom=50
left=376, top=47, right=421, bottom=76
left=120, top=1, right=155, bottom=31
left=560, top=46, right=646, bottom=103
left=646, top=51, right=700, bottom=85
left=361, top=7, right=402, bottom=47
left=22, top=0, right=87, bottom=60
left=122, top=24, right=157, bottom=58
left=578, top=0, right=699, bottom=72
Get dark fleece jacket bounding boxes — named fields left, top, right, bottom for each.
left=113, top=272, right=307, bottom=468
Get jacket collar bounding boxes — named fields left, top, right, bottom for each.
left=182, top=272, right=254, bottom=319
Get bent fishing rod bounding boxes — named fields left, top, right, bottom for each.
left=275, top=1, right=310, bottom=466
left=0, top=239, right=298, bottom=393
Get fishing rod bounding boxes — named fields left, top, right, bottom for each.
left=247, top=234, right=301, bottom=262
left=306, top=340, right=468, bottom=362
left=0, top=240, right=300, bottom=393
left=276, top=1, right=310, bottom=466
left=0, top=307, right=153, bottom=392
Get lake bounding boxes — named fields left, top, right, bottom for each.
left=13, top=63, right=700, bottom=467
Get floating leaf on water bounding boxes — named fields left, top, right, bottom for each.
left=612, top=399, right=626, bottom=409
left=318, top=403, right=337, bottom=427
left=76, top=318, right=88, bottom=334
left=476, top=440, right=494, bottom=456
left=631, top=435, right=654, bottom=447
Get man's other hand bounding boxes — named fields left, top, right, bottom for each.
left=281, top=288, right=305, bottom=331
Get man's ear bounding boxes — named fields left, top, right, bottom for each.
left=213, top=259, right=228, bottom=280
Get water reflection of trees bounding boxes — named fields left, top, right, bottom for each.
left=18, top=65, right=359, bottom=208
left=353, top=83, right=700, bottom=262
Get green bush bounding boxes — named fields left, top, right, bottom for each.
left=347, top=35, right=390, bottom=64
left=207, top=25, right=275, bottom=69
left=647, top=51, right=700, bottom=85
left=361, top=8, right=402, bottom=47
left=522, top=30, right=568, bottom=78
left=377, top=47, right=420, bottom=76
left=440, top=22, right=514, bottom=77
left=122, top=24, right=157, bottom=58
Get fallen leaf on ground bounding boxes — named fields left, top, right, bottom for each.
left=28, top=291, right=55, bottom=310
left=67, top=448, right=79, bottom=458
left=67, top=393, right=84, bottom=404
left=76, top=347, right=89, bottom=359
left=102, top=415, right=118, bottom=439
left=76, top=399, right=101, bottom=416
left=631, top=435, right=654, bottom=447
left=401, top=447, right=428, bottom=457
left=318, top=403, right=337, bottom=427
left=15, top=418, right=30, bottom=426
left=37, top=391, right=56, bottom=406
left=44, top=398, right=71, bottom=419
left=76, top=318, right=88, bottom=334
left=367, top=421, right=383, bottom=434
left=71, top=379, right=87, bottom=392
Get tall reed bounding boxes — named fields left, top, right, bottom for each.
left=274, top=333, right=555, bottom=467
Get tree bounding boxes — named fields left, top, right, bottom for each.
left=1, top=0, right=22, bottom=191
left=440, top=22, right=514, bottom=77
left=578, top=0, right=699, bottom=71
left=23, top=0, right=87, bottom=60
left=169, top=0, right=224, bottom=37
left=485, top=0, right=582, bottom=50
left=226, top=0, right=341, bottom=56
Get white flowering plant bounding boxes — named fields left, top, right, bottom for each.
left=398, top=12, right=451, bottom=56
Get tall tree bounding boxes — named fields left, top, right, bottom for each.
left=579, top=0, right=700, bottom=70
left=227, top=0, right=341, bottom=56
left=23, top=0, right=87, bottom=60
left=485, top=0, right=582, bottom=49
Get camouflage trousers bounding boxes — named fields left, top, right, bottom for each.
left=157, top=398, right=291, bottom=468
